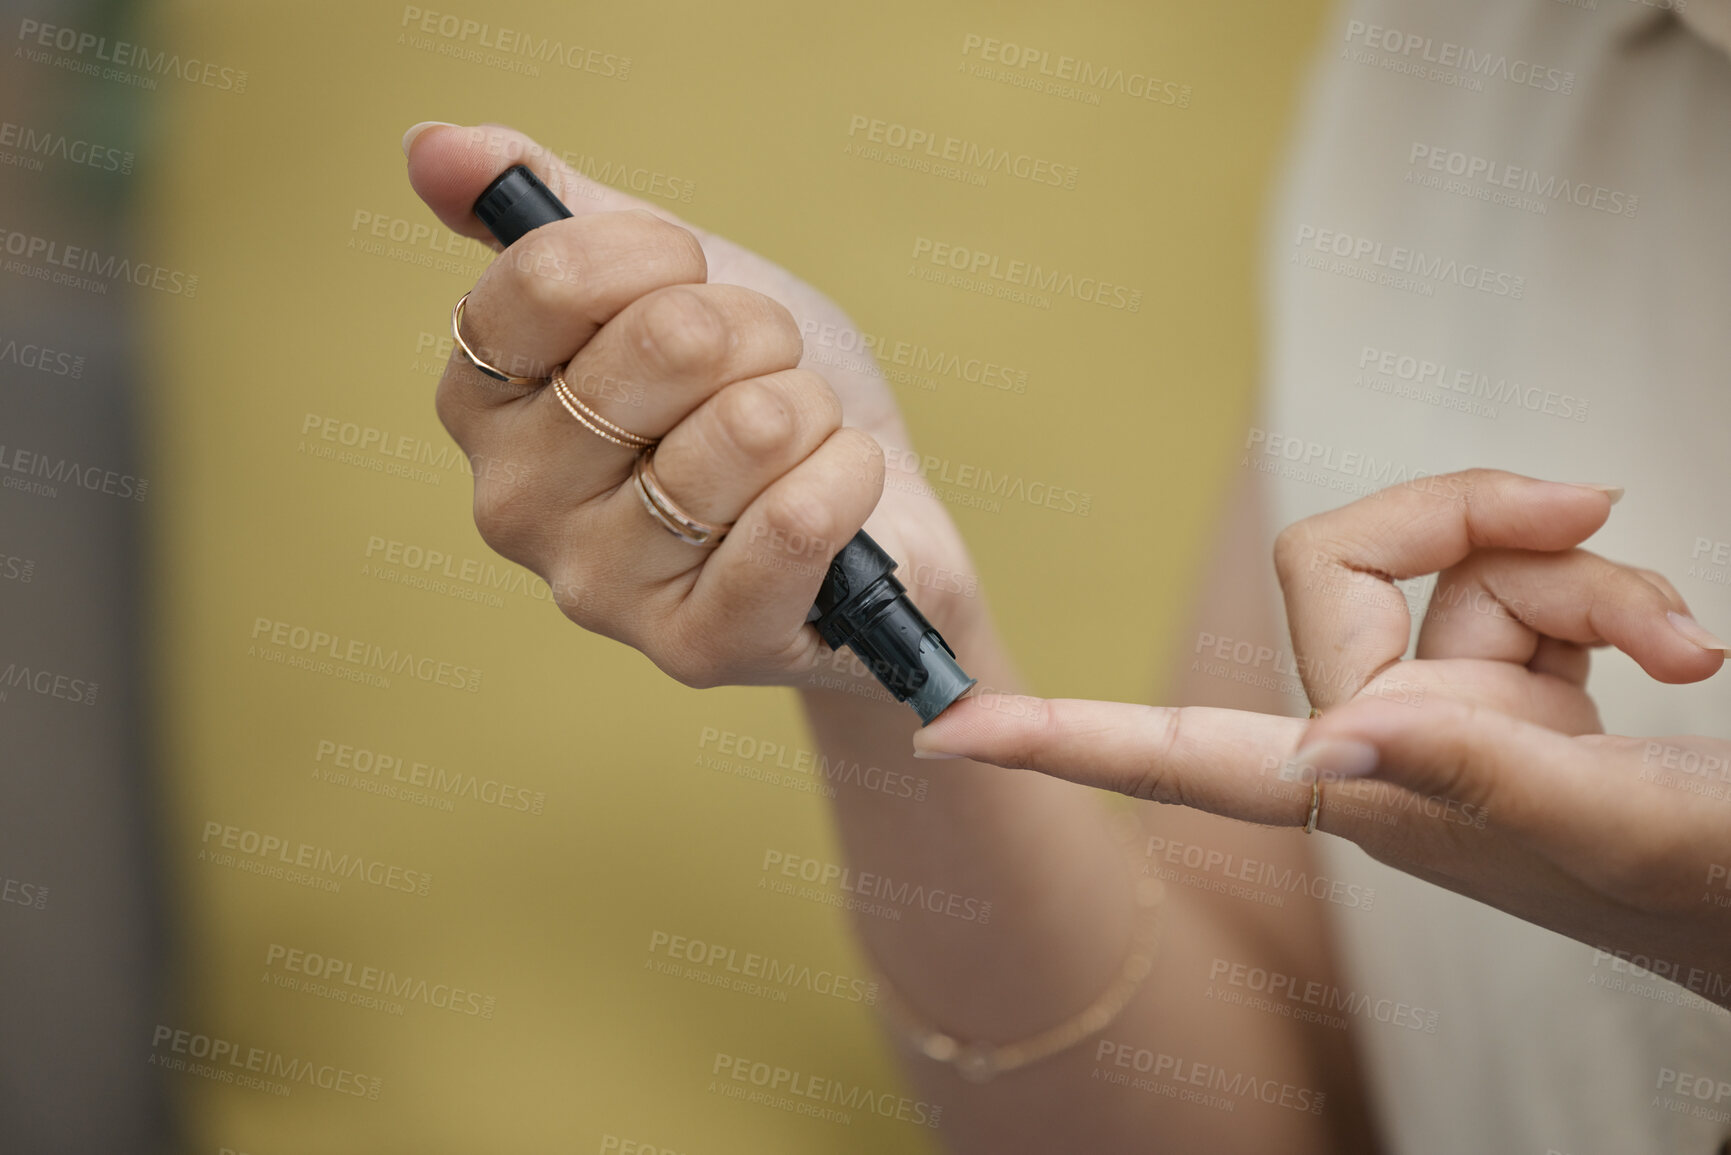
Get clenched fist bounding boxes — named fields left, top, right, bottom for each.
left=404, top=122, right=991, bottom=694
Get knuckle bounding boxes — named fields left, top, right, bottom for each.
left=766, top=485, right=842, bottom=552
left=545, top=560, right=595, bottom=627
left=1129, top=706, right=1186, bottom=804
left=433, top=379, right=468, bottom=440
left=1273, top=521, right=1315, bottom=583
left=1443, top=467, right=1497, bottom=509
left=976, top=699, right=1047, bottom=771
left=1457, top=466, right=1505, bottom=487
left=506, top=231, right=585, bottom=317
left=1444, top=467, right=1497, bottom=499
left=834, top=427, right=886, bottom=491
left=757, top=294, right=804, bottom=361
left=628, top=211, right=708, bottom=282
left=788, top=367, right=843, bottom=433
left=636, top=285, right=729, bottom=379
left=1629, top=566, right=1682, bottom=608
left=659, top=635, right=727, bottom=690
left=1441, top=467, right=1491, bottom=491
left=712, top=377, right=797, bottom=460
left=663, top=220, right=708, bottom=279
left=471, top=479, right=535, bottom=560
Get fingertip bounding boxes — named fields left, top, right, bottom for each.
left=1667, top=611, right=1731, bottom=655
left=401, top=119, right=459, bottom=158
left=403, top=121, right=496, bottom=237
left=1565, top=483, right=1625, bottom=506
left=1499, top=475, right=1617, bottom=549
left=910, top=708, right=968, bottom=758
left=1617, top=607, right=1730, bottom=685
left=910, top=692, right=1033, bottom=757
left=1646, top=611, right=1731, bottom=685
left=403, top=122, right=559, bottom=241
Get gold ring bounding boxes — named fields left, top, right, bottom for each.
left=633, top=445, right=731, bottom=546
left=550, top=365, right=657, bottom=450
left=451, top=291, right=550, bottom=386
left=1304, top=779, right=1323, bottom=834
left=1303, top=707, right=1323, bottom=833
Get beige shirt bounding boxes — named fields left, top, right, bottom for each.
left=1684, top=0, right=1731, bottom=54
left=1263, top=1, right=1731, bottom=1151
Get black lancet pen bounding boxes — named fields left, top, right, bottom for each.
left=470, top=164, right=976, bottom=724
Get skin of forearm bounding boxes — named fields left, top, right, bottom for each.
left=795, top=473, right=1379, bottom=1152
left=1152, top=468, right=1382, bottom=1151
left=800, top=616, right=1139, bottom=1047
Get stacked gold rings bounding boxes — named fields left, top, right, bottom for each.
left=548, top=367, right=732, bottom=547
left=551, top=366, right=656, bottom=451
left=446, top=289, right=734, bottom=549
left=546, top=367, right=731, bottom=546
left=633, top=446, right=731, bottom=546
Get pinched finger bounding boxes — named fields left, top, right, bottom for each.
left=1417, top=548, right=1726, bottom=684
left=1274, top=470, right=1619, bottom=708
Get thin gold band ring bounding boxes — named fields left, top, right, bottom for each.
left=1304, top=705, right=1324, bottom=833
left=451, top=291, right=550, bottom=386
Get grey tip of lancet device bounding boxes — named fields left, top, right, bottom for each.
left=908, top=635, right=977, bottom=726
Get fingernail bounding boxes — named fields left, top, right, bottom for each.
left=402, top=120, right=459, bottom=157
left=1668, top=611, right=1731, bottom=654
left=1290, top=739, right=1381, bottom=781
left=1568, top=483, right=1625, bottom=506
left=911, top=729, right=963, bottom=760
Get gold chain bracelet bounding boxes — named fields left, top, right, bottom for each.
left=869, top=820, right=1166, bottom=1085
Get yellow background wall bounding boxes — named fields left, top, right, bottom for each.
left=142, top=1, right=1328, bottom=1150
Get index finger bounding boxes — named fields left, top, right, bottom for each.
left=914, top=693, right=1310, bottom=824
left=1273, top=469, right=1621, bottom=707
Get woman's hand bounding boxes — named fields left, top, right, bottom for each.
left=403, top=123, right=988, bottom=690
left=912, top=470, right=1731, bottom=1005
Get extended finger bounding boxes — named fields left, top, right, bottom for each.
left=1274, top=470, right=1620, bottom=708
left=911, top=694, right=1312, bottom=824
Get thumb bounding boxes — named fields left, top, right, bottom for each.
left=402, top=121, right=695, bottom=245
left=1295, top=696, right=1614, bottom=842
